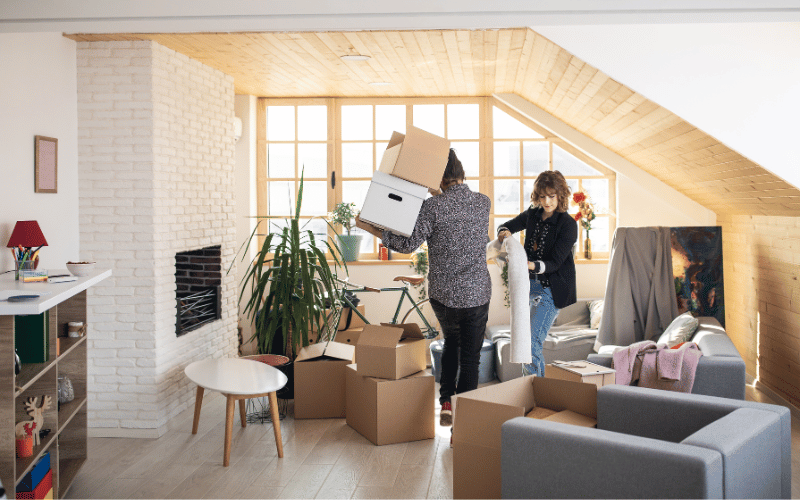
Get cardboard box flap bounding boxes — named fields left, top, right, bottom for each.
left=386, top=130, right=405, bottom=149
left=543, top=409, right=597, bottom=428
left=532, top=376, right=597, bottom=419
left=296, top=340, right=354, bottom=362
left=379, top=322, right=424, bottom=340
left=453, top=397, right=525, bottom=450
left=357, top=324, right=405, bottom=348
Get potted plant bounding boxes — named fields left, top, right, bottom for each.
left=234, top=175, right=346, bottom=399
left=328, top=202, right=363, bottom=262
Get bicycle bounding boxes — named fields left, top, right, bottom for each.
left=324, top=275, right=439, bottom=340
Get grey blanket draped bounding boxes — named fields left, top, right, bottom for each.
left=595, top=226, right=677, bottom=350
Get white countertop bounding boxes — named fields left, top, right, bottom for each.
left=0, top=268, right=112, bottom=315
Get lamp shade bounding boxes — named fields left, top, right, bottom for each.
left=7, top=220, right=48, bottom=248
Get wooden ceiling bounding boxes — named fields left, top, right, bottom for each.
left=65, top=29, right=800, bottom=216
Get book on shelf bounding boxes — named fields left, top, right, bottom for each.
left=47, top=274, right=77, bottom=284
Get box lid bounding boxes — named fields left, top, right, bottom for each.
left=379, top=322, right=424, bottom=340
left=357, top=324, right=405, bottom=348
left=370, top=171, right=428, bottom=198
left=296, top=340, right=354, bottom=362
left=550, top=360, right=615, bottom=376
left=379, top=127, right=451, bottom=190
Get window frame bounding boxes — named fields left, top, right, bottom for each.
left=257, top=96, right=616, bottom=261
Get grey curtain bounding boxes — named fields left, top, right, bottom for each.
left=594, top=227, right=678, bottom=350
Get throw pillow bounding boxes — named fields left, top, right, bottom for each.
left=657, top=312, right=700, bottom=348
left=588, top=300, right=604, bottom=330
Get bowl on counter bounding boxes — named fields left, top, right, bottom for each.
left=66, top=261, right=96, bottom=277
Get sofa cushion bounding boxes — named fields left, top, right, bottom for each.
left=657, top=312, right=699, bottom=347
left=588, top=299, right=604, bottom=329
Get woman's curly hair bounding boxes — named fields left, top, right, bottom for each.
left=530, top=170, right=571, bottom=213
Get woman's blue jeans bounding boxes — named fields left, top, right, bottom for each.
left=524, top=279, right=560, bottom=377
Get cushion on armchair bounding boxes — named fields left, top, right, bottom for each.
left=657, top=311, right=700, bottom=347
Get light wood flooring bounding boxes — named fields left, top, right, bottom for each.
left=66, top=379, right=800, bottom=499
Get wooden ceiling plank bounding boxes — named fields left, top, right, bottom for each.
left=505, top=29, right=528, bottom=95
left=521, top=31, right=548, bottom=101
left=455, top=30, right=478, bottom=96
left=385, top=31, right=426, bottom=95
left=367, top=31, right=416, bottom=96
left=530, top=40, right=564, bottom=105
left=545, top=53, right=580, bottom=113
left=426, top=31, right=459, bottom=96
left=442, top=30, right=468, bottom=96
left=580, top=85, right=636, bottom=134
left=561, top=70, right=610, bottom=126
left=483, top=30, right=499, bottom=98
left=399, top=31, right=436, bottom=97
left=493, top=29, right=513, bottom=94
left=553, top=59, right=595, bottom=118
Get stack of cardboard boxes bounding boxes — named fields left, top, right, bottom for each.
left=346, top=323, right=435, bottom=445
left=358, top=126, right=450, bottom=237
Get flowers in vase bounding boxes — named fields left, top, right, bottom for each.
left=572, top=191, right=596, bottom=235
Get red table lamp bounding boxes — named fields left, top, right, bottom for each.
left=7, top=220, right=48, bottom=249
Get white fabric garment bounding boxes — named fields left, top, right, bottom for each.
left=487, top=237, right=532, bottom=363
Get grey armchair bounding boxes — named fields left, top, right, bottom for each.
left=501, top=385, right=790, bottom=499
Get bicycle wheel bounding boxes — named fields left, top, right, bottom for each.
left=400, top=298, right=439, bottom=339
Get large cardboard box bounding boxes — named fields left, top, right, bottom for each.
left=359, top=171, right=428, bottom=237
left=345, top=364, right=435, bottom=445
left=378, top=126, right=451, bottom=189
left=452, top=376, right=598, bottom=499
left=545, top=360, right=616, bottom=388
left=294, top=341, right=355, bottom=419
left=334, top=327, right=363, bottom=347
left=356, top=323, right=427, bottom=380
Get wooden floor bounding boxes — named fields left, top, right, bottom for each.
left=66, top=379, right=800, bottom=499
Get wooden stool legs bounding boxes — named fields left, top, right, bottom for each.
left=269, top=391, right=284, bottom=458
left=219, top=391, right=283, bottom=467
left=191, top=386, right=204, bottom=434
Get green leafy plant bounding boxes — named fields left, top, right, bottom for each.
left=328, top=202, right=359, bottom=235
left=409, top=243, right=429, bottom=301
left=233, top=173, right=347, bottom=358
left=500, top=261, right=511, bottom=308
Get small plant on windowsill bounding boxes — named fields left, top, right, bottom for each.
left=409, top=243, right=429, bottom=301
left=328, top=202, right=363, bottom=262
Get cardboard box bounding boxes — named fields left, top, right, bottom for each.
left=378, top=126, right=451, bottom=190
left=335, top=304, right=366, bottom=331
left=452, top=376, right=597, bottom=499
left=545, top=360, right=616, bottom=388
left=294, top=341, right=355, bottom=419
left=359, top=171, right=428, bottom=237
left=334, top=327, right=363, bottom=347
left=356, top=323, right=427, bottom=380
left=345, top=364, right=435, bottom=445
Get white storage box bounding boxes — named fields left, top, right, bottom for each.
left=359, top=171, right=428, bottom=237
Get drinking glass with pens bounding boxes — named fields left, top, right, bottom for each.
left=6, top=220, right=49, bottom=281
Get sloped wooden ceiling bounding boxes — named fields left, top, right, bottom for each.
left=66, top=29, right=800, bottom=216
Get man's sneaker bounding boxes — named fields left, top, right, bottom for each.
left=440, top=401, right=453, bottom=426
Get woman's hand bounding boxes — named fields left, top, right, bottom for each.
left=497, top=229, right=512, bottom=243
left=355, top=215, right=383, bottom=238
left=428, top=187, right=442, bottom=196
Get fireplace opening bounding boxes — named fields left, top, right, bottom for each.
left=175, top=245, right=221, bottom=336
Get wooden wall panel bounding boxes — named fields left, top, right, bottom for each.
left=719, top=213, right=800, bottom=408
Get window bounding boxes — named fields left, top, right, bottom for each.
left=258, top=97, right=615, bottom=260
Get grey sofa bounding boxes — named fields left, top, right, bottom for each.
left=588, top=317, right=746, bottom=399
left=488, top=299, right=600, bottom=381
left=501, top=385, right=790, bottom=499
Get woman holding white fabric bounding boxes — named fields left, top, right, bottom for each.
left=497, top=170, right=577, bottom=376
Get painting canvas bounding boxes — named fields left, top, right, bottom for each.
left=670, top=226, right=724, bottom=327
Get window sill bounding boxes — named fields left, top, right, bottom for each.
left=329, top=259, right=413, bottom=266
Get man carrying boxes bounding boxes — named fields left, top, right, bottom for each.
left=358, top=140, right=493, bottom=431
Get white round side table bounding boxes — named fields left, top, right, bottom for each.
left=184, top=357, right=288, bottom=466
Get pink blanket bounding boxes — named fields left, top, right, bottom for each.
left=612, top=342, right=703, bottom=393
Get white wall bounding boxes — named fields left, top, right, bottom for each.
left=0, top=33, right=79, bottom=271
left=533, top=23, right=800, bottom=189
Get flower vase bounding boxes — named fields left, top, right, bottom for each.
left=584, top=232, right=592, bottom=260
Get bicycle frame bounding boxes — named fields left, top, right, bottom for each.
left=333, top=278, right=438, bottom=339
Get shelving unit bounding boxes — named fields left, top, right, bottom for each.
left=0, top=269, right=110, bottom=498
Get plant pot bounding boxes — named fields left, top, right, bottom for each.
left=337, top=234, right=364, bottom=262
left=16, top=435, right=33, bottom=458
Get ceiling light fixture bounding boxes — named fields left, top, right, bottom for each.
left=369, top=82, right=392, bottom=86
left=340, top=54, right=371, bottom=61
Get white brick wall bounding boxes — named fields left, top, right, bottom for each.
left=78, top=40, right=238, bottom=437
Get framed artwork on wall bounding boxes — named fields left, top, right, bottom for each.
left=670, top=226, right=725, bottom=327
left=34, top=135, right=58, bottom=193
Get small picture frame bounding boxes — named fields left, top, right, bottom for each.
left=34, top=135, right=58, bottom=193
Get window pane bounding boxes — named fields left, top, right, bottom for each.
left=494, top=179, right=521, bottom=214
left=297, top=106, right=327, bottom=141
left=342, top=180, right=371, bottom=209
left=523, top=141, right=549, bottom=176
left=300, top=181, right=327, bottom=216
left=523, top=179, right=534, bottom=205
left=268, top=144, right=294, bottom=178
left=582, top=179, right=609, bottom=214
left=376, top=142, right=388, bottom=167
left=447, top=104, right=479, bottom=139
left=297, top=143, right=327, bottom=179
left=376, top=105, right=406, bottom=140
left=588, top=216, right=609, bottom=253
left=553, top=145, right=600, bottom=176
left=494, top=142, right=520, bottom=176
left=342, top=105, right=373, bottom=140
left=413, top=104, right=444, bottom=137
left=269, top=181, right=295, bottom=216
left=341, top=143, right=373, bottom=178
left=267, top=106, right=294, bottom=141
left=493, top=107, right=542, bottom=139
left=451, top=142, right=479, bottom=178
left=351, top=226, right=374, bottom=254
left=465, top=179, right=480, bottom=193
